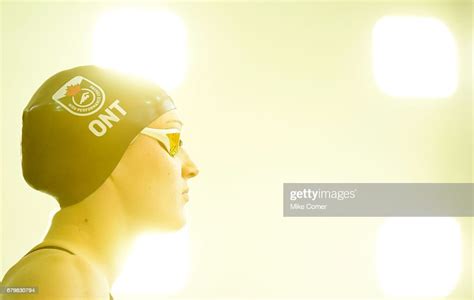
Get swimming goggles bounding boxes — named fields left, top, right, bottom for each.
left=139, top=127, right=182, bottom=157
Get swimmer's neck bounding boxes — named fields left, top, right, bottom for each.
left=39, top=177, right=135, bottom=288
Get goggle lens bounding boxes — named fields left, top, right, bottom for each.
left=167, top=132, right=181, bottom=156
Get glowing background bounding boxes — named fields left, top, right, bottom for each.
left=376, top=217, right=462, bottom=298
left=1, top=1, right=472, bottom=300
left=372, top=16, right=458, bottom=98
left=92, top=8, right=188, bottom=91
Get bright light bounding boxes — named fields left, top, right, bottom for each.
left=111, top=227, right=191, bottom=297
left=376, top=217, right=462, bottom=297
left=372, top=16, right=458, bottom=98
left=93, top=8, right=187, bottom=91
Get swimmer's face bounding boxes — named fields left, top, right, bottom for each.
left=111, top=109, right=199, bottom=231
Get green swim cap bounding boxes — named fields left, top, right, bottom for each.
left=22, top=65, right=176, bottom=207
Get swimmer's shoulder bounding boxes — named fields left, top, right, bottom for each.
left=1, top=248, right=110, bottom=300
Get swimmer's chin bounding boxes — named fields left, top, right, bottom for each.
left=145, top=218, right=186, bottom=233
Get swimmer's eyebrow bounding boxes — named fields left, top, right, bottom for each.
left=165, top=120, right=183, bottom=127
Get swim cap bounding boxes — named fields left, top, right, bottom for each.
left=22, top=65, right=176, bottom=207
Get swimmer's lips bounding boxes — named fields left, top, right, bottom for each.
left=182, top=188, right=189, bottom=202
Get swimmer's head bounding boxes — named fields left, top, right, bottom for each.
left=22, top=65, right=179, bottom=208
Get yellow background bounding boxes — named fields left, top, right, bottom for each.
left=1, top=1, right=472, bottom=299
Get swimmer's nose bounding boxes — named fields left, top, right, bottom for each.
left=181, top=149, right=199, bottom=179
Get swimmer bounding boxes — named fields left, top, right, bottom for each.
left=1, top=65, right=199, bottom=299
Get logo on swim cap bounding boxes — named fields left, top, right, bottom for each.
left=52, top=76, right=105, bottom=116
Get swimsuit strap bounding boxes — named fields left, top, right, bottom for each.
left=24, top=245, right=75, bottom=257
left=23, top=246, right=114, bottom=299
